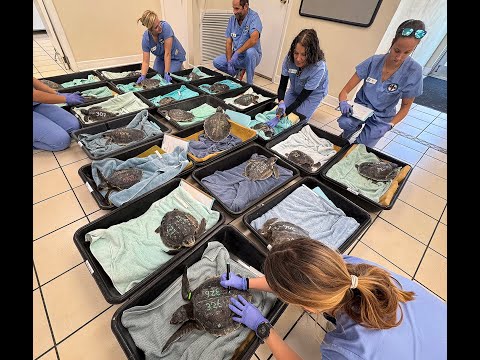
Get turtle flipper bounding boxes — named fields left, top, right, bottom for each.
left=104, top=189, right=114, bottom=205
left=260, top=217, right=278, bottom=237
left=272, top=166, right=279, bottom=179
left=162, top=320, right=202, bottom=353
left=181, top=266, right=191, bottom=301
left=95, top=168, right=108, bottom=190
left=197, top=218, right=206, bottom=236
left=170, top=303, right=194, bottom=324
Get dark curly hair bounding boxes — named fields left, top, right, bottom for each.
left=288, top=29, right=325, bottom=66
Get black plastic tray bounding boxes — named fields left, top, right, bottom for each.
left=318, top=144, right=413, bottom=211
left=155, top=94, right=235, bottom=130
left=191, top=143, right=300, bottom=216
left=78, top=138, right=196, bottom=210
left=56, top=81, right=120, bottom=109
left=170, top=66, right=224, bottom=83
left=265, top=123, right=350, bottom=176
left=215, top=84, right=277, bottom=113
left=40, top=70, right=103, bottom=92
left=136, top=83, right=208, bottom=109
left=243, top=177, right=371, bottom=252
left=71, top=110, right=170, bottom=160
left=110, top=74, right=181, bottom=94
left=95, top=63, right=156, bottom=81
left=244, top=101, right=306, bottom=145
left=111, top=224, right=288, bottom=360
left=73, top=178, right=226, bottom=304
left=189, top=75, right=248, bottom=95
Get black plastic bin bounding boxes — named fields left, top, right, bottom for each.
left=110, top=74, right=180, bottom=94
left=265, top=123, right=350, bottom=176
left=189, top=75, right=247, bottom=95
left=156, top=94, right=236, bottom=130
left=319, top=144, right=413, bottom=211
left=136, top=83, right=208, bottom=109
left=40, top=70, right=103, bottom=92
left=95, top=63, right=156, bottom=81
left=243, top=177, right=371, bottom=253
left=73, top=178, right=226, bottom=304
left=191, top=143, right=300, bottom=216
left=71, top=110, right=170, bottom=160
left=111, top=225, right=288, bottom=360
left=215, top=84, right=277, bottom=113
left=170, top=66, right=224, bottom=83
left=244, top=101, right=306, bottom=145
left=78, top=138, right=196, bottom=210
left=56, top=81, right=120, bottom=109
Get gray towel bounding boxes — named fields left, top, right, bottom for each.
left=188, top=134, right=242, bottom=158
left=200, top=153, right=294, bottom=212
left=250, top=184, right=360, bottom=249
left=121, top=241, right=277, bottom=360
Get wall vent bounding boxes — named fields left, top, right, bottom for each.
left=200, top=10, right=232, bottom=64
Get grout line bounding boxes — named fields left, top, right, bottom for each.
left=33, top=188, right=73, bottom=206
left=35, top=262, right=85, bottom=288
left=33, top=216, right=88, bottom=242
left=266, top=312, right=305, bottom=360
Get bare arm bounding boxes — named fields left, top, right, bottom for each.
left=338, top=73, right=362, bottom=102
left=163, top=37, right=173, bottom=73
left=265, top=329, right=303, bottom=360
left=33, top=77, right=68, bottom=104
left=249, top=276, right=273, bottom=292
left=141, top=51, right=151, bottom=76
left=235, top=30, right=260, bottom=55
left=390, top=97, right=415, bottom=126
left=226, top=37, right=233, bottom=61
left=33, top=77, right=57, bottom=94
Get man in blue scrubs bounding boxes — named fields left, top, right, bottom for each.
left=337, top=19, right=426, bottom=148
left=213, top=0, right=262, bottom=84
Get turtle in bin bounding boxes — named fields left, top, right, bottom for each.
left=159, top=108, right=195, bottom=122
left=135, top=77, right=161, bottom=90
left=252, top=123, right=274, bottom=138
left=187, top=72, right=202, bottom=81
left=285, top=150, right=321, bottom=172
left=207, top=82, right=230, bottom=94
left=355, top=161, right=400, bottom=182
left=80, top=106, right=118, bottom=122
left=203, top=106, right=231, bottom=142
left=259, top=218, right=310, bottom=247
left=234, top=93, right=259, bottom=107
left=158, top=96, right=176, bottom=106
left=101, top=128, right=146, bottom=145
left=243, top=154, right=279, bottom=181
left=162, top=266, right=253, bottom=353
left=96, top=168, right=143, bottom=204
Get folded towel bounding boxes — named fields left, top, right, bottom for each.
left=149, top=85, right=200, bottom=106
left=100, top=70, right=141, bottom=79
left=170, top=67, right=212, bottom=82
left=61, top=74, right=101, bottom=88
left=223, top=87, right=274, bottom=109
left=188, top=133, right=242, bottom=159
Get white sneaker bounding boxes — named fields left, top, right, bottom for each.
left=348, top=125, right=363, bottom=144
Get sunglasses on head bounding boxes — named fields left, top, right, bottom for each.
left=401, top=28, right=427, bottom=39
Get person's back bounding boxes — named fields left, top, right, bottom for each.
left=321, top=255, right=447, bottom=360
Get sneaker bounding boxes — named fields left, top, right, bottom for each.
left=341, top=124, right=362, bottom=141
left=348, top=125, right=363, bottom=144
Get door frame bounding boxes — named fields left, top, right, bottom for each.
left=428, top=47, right=447, bottom=80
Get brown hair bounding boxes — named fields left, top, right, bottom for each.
left=137, top=10, right=158, bottom=31
left=263, top=238, right=415, bottom=329
left=391, top=19, right=426, bottom=48
left=288, top=29, right=325, bottom=66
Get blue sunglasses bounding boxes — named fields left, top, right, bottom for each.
left=401, top=28, right=427, bottom=39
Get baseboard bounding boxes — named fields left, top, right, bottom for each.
left=75, top=55, right=143, bottom=71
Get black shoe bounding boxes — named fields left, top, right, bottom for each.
left=341, top=124, right=362, bottom=140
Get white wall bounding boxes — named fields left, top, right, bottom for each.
left=33, top=2, right=45, bottom=31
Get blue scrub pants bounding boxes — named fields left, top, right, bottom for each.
left=284, top=90, right=325, bottom=124
left=338, top=114, right=393, bottom=147
left=33, top=104, right=80, bottom=151
left=213, top=48, right=261, bottom=84
left=153, top=58, right=184, bottom=76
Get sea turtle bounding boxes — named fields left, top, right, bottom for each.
left=252, top=123, right=274, bottom=138
left=158, top=96, right=176, bottom=106
left=355, top=161, right=400, bottom=182
left=203, top=106, right=231, bottom=142
left=81, top=95, right=97, bottom=102
left=285, top=150, right=321, bottom=172
left=259, top=217, right=310, bottom=246
left=40, top=79, right=63, bottom=90
left=155, top=209, right=206, bottom=255
left=102, top=128, right=146, bottom=145
left=159, top=108, right=195, bottom=122
left=243, top=155, right=279, bottom=181
left=126, top=70, right=141, bottom=77
left=187, top=72, right=202, bottom=81
left=80, top=106, right=118, bottom=122
left=234, top=94, right=259, bottom=107
left=162, top=266, right=253, bottom=353
left=96, top=168, right=143, bottom=204
left=135, top=77, right=161, bottom=90
left=207, top=82, right=230, bottom=94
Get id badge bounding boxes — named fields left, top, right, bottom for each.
left=366, top=77, right=377, bottom=84
left=231, top=32, right=237, bottom=38
left=288, top=68, right=297, bottom=74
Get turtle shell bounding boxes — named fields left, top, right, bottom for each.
left=105, top=168, right=143, bottom=189
left=208, top=82, right=230, bottom=94
left=356, top=161, right=400, bottom=181
left=234, top=94, right=259, bottom=106
left=40, top=79, right=63, bottom=90
left=158, top=97, right=176, bottom=106
left=80, top=106, right=118, bottom=122
left=136, top=78, right=161, bottom=90
left=243, top=155, right=280, bottom=181
left=126, top=70, right=141, bottom=77
left=187, top=72, right=202, bottom=81
left=260, top=218, right=309, bottom=246
left=156, top=209, right=206, bottom=250
left=102, top=128, right=146, bottom=145
left=203, top=106, right=231, bottom=142
left=160, top=109, right=195, bottom=122
left=252, top=123, right=274, bottom=138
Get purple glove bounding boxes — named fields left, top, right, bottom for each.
left=276, top=102, right=286, bottom=118
left=339, top=100, right=353, bottom=117
left=226, top=61, right=236, bottom=76
left=220, top=272, right=248, bottom=291
left=164, top=72, right=172, bottom=83
left=64, top=92, right=85, bottom=106
left=230, top=51, right=239, bottom=64
left=229, top=294, right=268, bottom=333
left=265, top=117, right=280, bottom=128
left=136, top=75, right=146, bottom=84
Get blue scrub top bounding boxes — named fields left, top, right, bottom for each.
left=321, top=255, right=447, bottom=360
left=141, top=21, right=186, bottom=62
left=354, top=54, right=423, bottom=119
left=281, top=55, right=328, bottom=98
left=225, top=9, right=262, bottom=55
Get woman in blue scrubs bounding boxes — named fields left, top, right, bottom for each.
left=266, top=29, right=328, bottom=127
left=136, top=10, right=186, bottom=84
left=337, top=19, right=426, bottom=147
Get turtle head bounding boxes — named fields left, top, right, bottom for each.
left=267, top=157, right=278, bottom=166
left=182, top=235, right=196, bottom=248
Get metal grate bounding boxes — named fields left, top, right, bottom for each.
left=200, top=10, right=232, bottom=63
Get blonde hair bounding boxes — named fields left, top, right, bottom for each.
left=137, top=10, right=158, bottom=31
left=263, top=238, right=415, bottom=329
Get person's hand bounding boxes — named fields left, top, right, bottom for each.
left=64, top=92, right=85, bottom=106
left=164, top=72, right=172, bottom=83
left=136, top=75, right=146, bottom=84
left=230, top=51, right=239, bottom=64
left=265, top=117, right=280, bottom=128
left=276, top=102, right=286, bottom=118
left=339, top=100, right=353, bottom=117
left=226, top=61, right=236, bottom=76
left=220, top=272, right=248, bottom=291
left=229, top=294, right=268, bottom=333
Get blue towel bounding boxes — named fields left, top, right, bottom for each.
left=188, top=134, right=242, bottom=158
left=201, top=153, right=294, bottom=212
left=198, top=79, right=242, bottom=94
left=149, top=85, right=200, bottom=106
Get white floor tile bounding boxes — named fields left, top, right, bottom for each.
left=382, top=141, right=424, bottom=166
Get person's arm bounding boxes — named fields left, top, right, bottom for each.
left=33, top=89, right=68, bottom=104
left=390, top=97, right=414, bottom=127
left=248, top=276, right=273, bottom=292
left=284, top=88, right=313, bottom=115
left=163, top=36, right=173, bottom=74
left=33, top=77, right=57, bottom=94
left=277, top=75, right=289, bottom=102
left=226, top=37, right=234, bottom=61
left=265, top=329, right=303, bottom=360
left=234, top=30, right=260, bottom=55
left=338, top=72, right=362, bottom=102
left=140, top=51, right=151, bottom=76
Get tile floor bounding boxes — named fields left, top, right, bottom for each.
left=33, top=32, right=447, bottom=359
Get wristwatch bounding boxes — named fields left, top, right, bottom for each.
left=256, top=321, right=273, bottom=343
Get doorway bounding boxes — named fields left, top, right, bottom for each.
left=429, top=49, right=447, bottom=81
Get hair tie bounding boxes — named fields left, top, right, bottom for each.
left=350, top=275, right=358, bottom=289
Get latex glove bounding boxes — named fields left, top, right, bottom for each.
left=230, top=51, right=239, bottom=64
left=226, top=61, right=236, bottom=76
left=339, top=100, right=353, bottom=117
left=220, top=272, right=248, bottom=291
left=64, top=92, right=85, bottom=106
left=136, top=75, right=146, bottom=84
left=164, top=72, right=172, bottom=83
left=276, top=102, right=286, bottom=118
left=229, top=294, right=268, bottom=333
left=265, top=116, right=280, bottom=128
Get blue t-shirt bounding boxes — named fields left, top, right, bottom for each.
left=225, top=9, right=262, bottom=55
left=141, top=21, right=186, bottom=62
left=321, top=255, right=447, bottom=360
left=281, top=55, right=328, bottom=98
left=354, top=54, right=423, bottom=119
